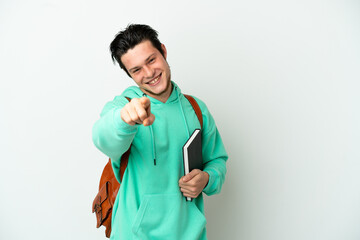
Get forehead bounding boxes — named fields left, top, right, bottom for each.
left=121, top=40, right=158, bottom=69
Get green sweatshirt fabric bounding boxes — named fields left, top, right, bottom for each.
left=92, top=82, right=228, bottom=240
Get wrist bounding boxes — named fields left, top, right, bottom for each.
left=203, top=171, right=209, bottom=189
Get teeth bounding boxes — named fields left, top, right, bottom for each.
left=149, top=75, right=160, bottom=84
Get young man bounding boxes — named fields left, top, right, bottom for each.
left=92, top=24, right=228, bottom=240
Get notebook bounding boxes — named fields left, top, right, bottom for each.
left=182, top=129, right=203, bottom=201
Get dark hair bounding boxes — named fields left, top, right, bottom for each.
left=110, top=24, right=164, bottom=77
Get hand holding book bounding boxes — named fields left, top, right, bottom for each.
left=179, top=169, right=209, bottom=200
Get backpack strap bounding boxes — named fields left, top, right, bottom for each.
left=184, top=94, right=203, bottom=129
left=119, top=96, right=131, bottom=182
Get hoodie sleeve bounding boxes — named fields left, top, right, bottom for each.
left=92, top=95, right=138, bottom=182
left=195, top=98, right=228, bottom=196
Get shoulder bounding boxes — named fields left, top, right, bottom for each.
left=121, top=86, right=143, bottom=98
left=182, top=94, right=209, bottom=114
left=100, top=86, right=143, bottom=116
left=111, top=86, right=144, bottom=104
left=182, top=94, right=218, bottom=134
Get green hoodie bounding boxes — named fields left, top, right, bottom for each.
left=92, top=82, right=228, bottom=240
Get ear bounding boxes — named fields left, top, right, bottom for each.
left=161, top=44, right=167, bottom=59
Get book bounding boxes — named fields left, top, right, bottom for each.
left=182, top=129, right=203, bottom=201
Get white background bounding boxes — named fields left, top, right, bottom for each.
left=1, top=0, right=359, bottom=239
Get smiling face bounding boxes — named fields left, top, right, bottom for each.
left=121, top=40, right=172, bottom=102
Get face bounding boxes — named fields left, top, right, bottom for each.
left=121, top=40, right=172, bottom=102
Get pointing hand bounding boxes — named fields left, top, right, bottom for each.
left=121, top=97, right=155, bottom=126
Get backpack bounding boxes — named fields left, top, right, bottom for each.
left=92, top=94, right=203, bottom=238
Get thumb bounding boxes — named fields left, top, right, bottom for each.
left=183, top=169, right=200, bottom=182
left=143, top=113, right=155, bottom=126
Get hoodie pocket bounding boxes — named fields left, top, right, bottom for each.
left=132, top=193, right=206, bottom=240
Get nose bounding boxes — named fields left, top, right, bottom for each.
left=143, top=65, right=154, bottom=78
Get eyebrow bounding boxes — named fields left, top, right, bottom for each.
left=128, top=53, right=156, bottom=72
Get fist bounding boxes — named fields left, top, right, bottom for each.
left=179, top=169, right=209, bottom=199
left=121, top=97, right=155, bottom=126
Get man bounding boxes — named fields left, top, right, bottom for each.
left=92, top=24, right=228, bottom=240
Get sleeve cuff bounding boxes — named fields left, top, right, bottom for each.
left=203, top=168, right=217, bottom=194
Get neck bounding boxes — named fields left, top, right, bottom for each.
left=142, top=82, right=173, bottom=103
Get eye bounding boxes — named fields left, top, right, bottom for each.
left=149, top=58, right=155, bottom=63
left=132, top=68, right=140, bottom=73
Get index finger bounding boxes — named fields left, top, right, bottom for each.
left=139, top=97, right=151, bottom=109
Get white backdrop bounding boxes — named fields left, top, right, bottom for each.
left=1, top=0, right=359, bottom=239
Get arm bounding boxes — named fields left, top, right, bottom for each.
left=200, top=100, right=228, bottom=196
left=92, top=96, right=154, bottom=182
left=202, top=125, right=228, bottom=196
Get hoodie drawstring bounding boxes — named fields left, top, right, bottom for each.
left=143, top=93, right=157, bottom=166
left=176, top=86, right=191, bottom=139
left=149, top=125, right=156, bottom=165
left=144, top=85, right=190, bottom=166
